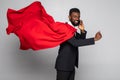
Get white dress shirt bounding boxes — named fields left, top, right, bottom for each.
left=67, top=21, right=81, bottom=34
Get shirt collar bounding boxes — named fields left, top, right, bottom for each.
left=67, top=21, right=78, bottom=27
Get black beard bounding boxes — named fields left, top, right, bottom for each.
left=70, top=20, right=80, bottom=26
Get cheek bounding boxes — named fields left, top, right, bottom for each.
left=71, top=18, right=76, bottom=21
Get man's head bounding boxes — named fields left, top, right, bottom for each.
left=68, top=8, right=80, bottom=26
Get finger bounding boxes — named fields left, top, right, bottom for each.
left=80, top=20, right=83, bottom=25
left=98, top=32, right=102, bottom=37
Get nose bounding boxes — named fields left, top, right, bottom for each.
left=75, top=17, right=79, bottom=21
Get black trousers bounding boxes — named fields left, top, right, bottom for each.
left=56, top=69, right=75, bottom=80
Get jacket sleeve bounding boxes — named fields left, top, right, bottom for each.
left=67, top=35, right=95, bottom=47
left=75, top=30, right=87, bottom=39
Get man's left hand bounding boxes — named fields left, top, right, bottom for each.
left=78, top=20, right=85, bottom=33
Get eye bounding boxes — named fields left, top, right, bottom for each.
left=73, top=16, right=79, bottom=19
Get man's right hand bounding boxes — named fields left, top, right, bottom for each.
left=94, top=31, right=102, bottom=41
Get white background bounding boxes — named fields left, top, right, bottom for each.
left=0, top=0, right=120, bottom=80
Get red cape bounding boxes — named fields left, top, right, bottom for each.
left=6, top=1, right=76, bottom=50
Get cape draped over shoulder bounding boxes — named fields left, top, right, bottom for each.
left=6, top=1, right=76, bottom=50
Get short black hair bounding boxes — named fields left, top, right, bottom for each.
left=69, top=8, right=80, bottom=15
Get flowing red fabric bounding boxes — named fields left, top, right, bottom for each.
left=6, top=1, right=76, bottom=50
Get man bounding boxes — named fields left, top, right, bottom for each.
left=55, top=8, right=102, bottom=80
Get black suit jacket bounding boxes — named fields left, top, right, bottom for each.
left=55, top=31, right=95, bottom=71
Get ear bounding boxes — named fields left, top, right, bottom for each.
left=68, top=15, right=71, bottom=19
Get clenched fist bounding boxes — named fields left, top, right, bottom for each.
left=94, top=31, right=102, bottom=41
